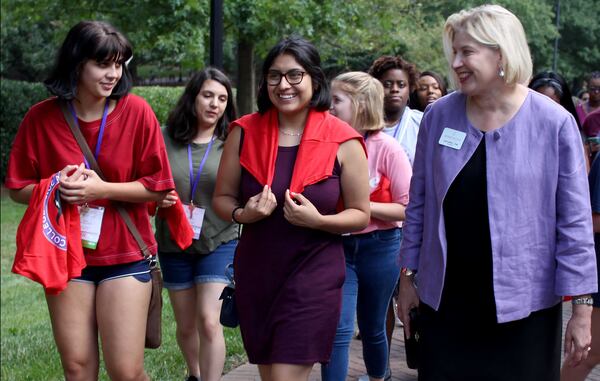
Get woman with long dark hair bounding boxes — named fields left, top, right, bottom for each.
left=412, top=70, right=448, bottom=112
left=156, top=68, right=238, bottom=381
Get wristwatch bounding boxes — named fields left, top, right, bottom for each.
left=401, top=267, right=416, bottom=278
left=571, top=296, right=594, bottom=306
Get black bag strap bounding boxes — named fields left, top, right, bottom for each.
left=59, top=100, right=152, bottom=259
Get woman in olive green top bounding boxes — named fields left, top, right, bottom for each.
left=156, top=68, right=237, bottom=381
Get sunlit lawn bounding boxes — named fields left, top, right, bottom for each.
left=0, top=193, right=246, bottom=380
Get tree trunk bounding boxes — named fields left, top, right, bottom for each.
left=236, top=38, right=256, bottom=116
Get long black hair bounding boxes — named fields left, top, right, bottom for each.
left=257, top=36, right=330, bottom=114
left=166, top=67, right=237, bottom=144
left=44, top=21, right=133, bottom=100
left=529, top=71, right=581, bottom=128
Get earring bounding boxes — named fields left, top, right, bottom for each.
left=498, top=67, right=505, bottom=78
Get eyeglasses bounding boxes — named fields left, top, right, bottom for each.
left=266, top=70, right=306, bottom=86
left=589, top=87, right=600, bottom=94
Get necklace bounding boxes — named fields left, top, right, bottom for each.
left=279, top=128, right=303, bottom=136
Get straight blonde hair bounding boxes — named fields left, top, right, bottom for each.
left=442, top=4, right=532, bottom=88
left=332, top=71, right=384, bottom=132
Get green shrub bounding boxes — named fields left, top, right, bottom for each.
left=131, top=86, right=183, bottom=125
left=0, top=80, right=183, bottom=182
left=0, top=80, right=49, bottom=184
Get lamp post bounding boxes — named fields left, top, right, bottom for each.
left=210, top=0, right=223, bottom=69
left=552, top=0, right=560, bottom=72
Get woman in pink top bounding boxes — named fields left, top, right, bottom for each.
left=322, top=72, right=412, bottom=381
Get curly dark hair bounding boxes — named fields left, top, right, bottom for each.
left=368, top=55, right=419, bottom=92
left=588, top=71, right=600, bottom=83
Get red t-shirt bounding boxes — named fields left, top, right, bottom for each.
left=6, top=94, right=174, bottom=266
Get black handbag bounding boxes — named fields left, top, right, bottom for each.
left=404, top=307, right=420, bottom=369
left=219, top=263, right=238, bottom=328
left=219, top=284, right=238, bottom=328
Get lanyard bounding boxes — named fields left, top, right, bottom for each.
left=68, top=100, right=110, bottom=169
left=391, top=109, right=409, bottom=142
left=188, top=137, right=215, bottom=205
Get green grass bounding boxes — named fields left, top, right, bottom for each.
left=0, top=194, right=247, bottom=380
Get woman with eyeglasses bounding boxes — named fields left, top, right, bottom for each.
left=213, top=36, right=370, bottom=381
left=577, top=72, right=600, bottom=125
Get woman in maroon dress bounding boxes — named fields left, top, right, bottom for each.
left=213, top=37, right=370, bottom=381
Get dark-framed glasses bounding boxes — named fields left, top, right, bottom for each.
left=589, top=87, right=600, bottom=94
left=266, top=70, right=306, bottom=86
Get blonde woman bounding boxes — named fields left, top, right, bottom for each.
left=397, top=5, right=596, bottom=380
left=322, top=72, right=411, bottom=381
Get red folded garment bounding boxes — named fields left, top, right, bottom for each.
left=152, top=194, right=194, bottom=250
left=12, top=172, right=86, bottom=295
left=232, top=108, right=366, bottom=194
left=370, top=175, right=393, bottom=203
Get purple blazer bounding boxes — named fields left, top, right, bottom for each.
left=400, top=89, right=598, bottom=323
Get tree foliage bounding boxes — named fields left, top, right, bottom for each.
left=1, top=0, right=597, bottom=94
left=1, top=0, right=208, bottom=80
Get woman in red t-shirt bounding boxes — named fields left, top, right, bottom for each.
left=6, top=21, right=173, bottom=380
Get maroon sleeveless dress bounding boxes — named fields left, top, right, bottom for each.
left=234, top=144, right=345, bottom=365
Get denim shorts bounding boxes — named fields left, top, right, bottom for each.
left=71, top=259, right=152, bottom=285
left=158, top=240, right=237, bottom=290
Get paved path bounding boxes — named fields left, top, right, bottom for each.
left=223, top=303, right=600, bottom=380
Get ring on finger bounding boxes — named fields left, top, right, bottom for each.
left=586, top=346, right=592, bottom=351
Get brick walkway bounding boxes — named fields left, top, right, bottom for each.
left=223, top=303, right=600, bottom=380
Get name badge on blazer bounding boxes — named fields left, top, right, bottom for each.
left=439, top=128, right=466, bottom=150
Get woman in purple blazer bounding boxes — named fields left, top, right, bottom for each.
left=396, top=5, right=597, bottom=380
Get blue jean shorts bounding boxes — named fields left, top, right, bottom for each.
left=158, top=240, right=237, bottom=290
left=71, top=259, right=152, bottom=285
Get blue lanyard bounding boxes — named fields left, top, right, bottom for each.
left=188, top=137, right=215, bottom=205
left=68, top=100, right=110, bottom=169
left=391, top=119, right=402, bottom=140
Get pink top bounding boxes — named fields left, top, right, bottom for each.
left=357, top=131, right=412, bottom=234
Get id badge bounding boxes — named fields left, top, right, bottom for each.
left=79, top=205, right=105, bottom=249
left=438, top=128, right=466, bottom=150
left=186, top=204, right=205, bottom=240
